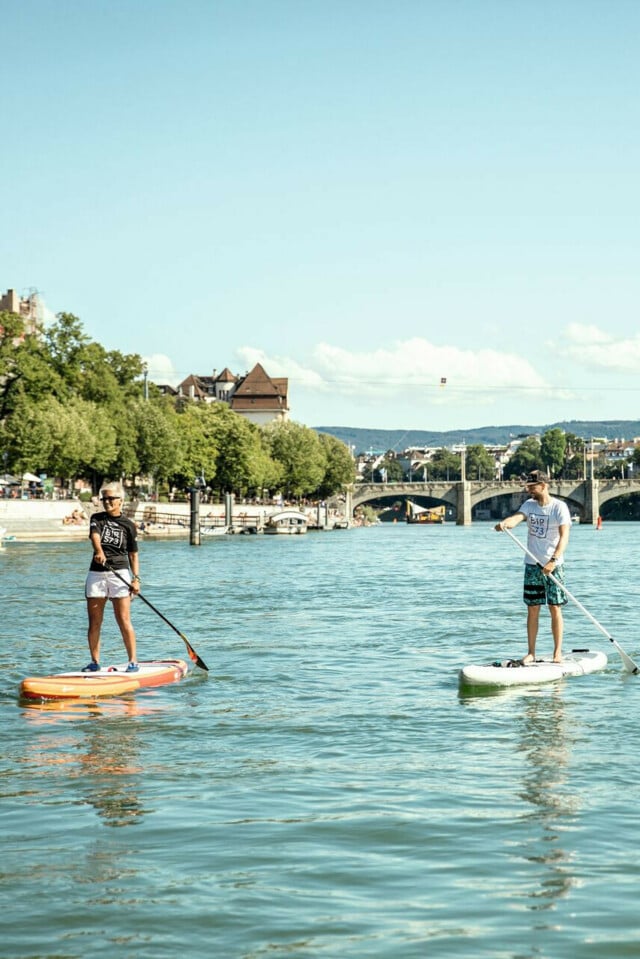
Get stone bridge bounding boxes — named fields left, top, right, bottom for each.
left=347, top=477, right=640, bottom=525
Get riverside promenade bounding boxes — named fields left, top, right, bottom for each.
left=0, top=499, right=90, bottom=542
left=0, top=498, right=345, bottom=542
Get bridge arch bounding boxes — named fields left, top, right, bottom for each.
left=351, top=482, right=460, bottom=515
left=346, top=477, right=640, bottom=525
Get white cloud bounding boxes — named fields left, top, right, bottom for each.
left=238, top=337, right=558, bottom=407
left=143, top=353, right=180, bottom=386
left=559, top=324, right=640, bottom=372
left=236, top=346, right=326, bottom=389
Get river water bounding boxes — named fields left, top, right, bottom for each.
left=2, top=522, right=640, bottom=958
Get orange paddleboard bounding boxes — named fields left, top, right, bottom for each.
left=20, top=659, right=189, bottom=701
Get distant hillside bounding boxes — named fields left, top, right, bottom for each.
left=315, top=421, right=640, bottom=454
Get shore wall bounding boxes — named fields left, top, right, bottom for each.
left=0, top=499, right=89, bottom=541
left=0, top=498, right=347, bottom=541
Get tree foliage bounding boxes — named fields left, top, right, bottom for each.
left=428, top=447, right=462, bottom=480
left=540, top=428, right=566, bottom=477
left=361, top=453, right=403, bottom=483
left=169, top=402, right=219, bottom=490
left=0, top=312, right=62, bottom=418
left=316, top=433, right=356, bottom=498
left=465, top=443, right=495, bottom=480
left=206, top=404, right=264, bottom=496
left=263, top=421, right=327, bottom=498
left=559, top=432, right=585, bottom=478
left=0, top=310, right=371, bottom=499
left=133, top=400, right=182, bottom=483
left=502, top=436, right=542, bottom=479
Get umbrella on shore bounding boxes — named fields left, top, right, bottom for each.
left=22, top=472, right=43, bottom=484
left=0, top=474, right=20, bottom=486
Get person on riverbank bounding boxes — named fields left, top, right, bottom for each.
left=494, top=470, right=571, bottom=664
left=83, top=482, right=141, bottom=672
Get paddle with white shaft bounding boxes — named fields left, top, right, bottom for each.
left=502, top=526, right=638, bottom=674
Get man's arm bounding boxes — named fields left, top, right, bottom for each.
left=495, top=511, right=525, bottom=532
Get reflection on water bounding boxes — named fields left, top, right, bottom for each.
left=22, top=696, right=163, bottom=827
left=4, top=528, right=640, bottom=957
left=515, top=689, right=579, bottom=911
left=79, top=714, right=147, bottom=827
left=460, top=685, right=581, bottom=919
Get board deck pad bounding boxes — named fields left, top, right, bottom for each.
left=459, top=649, right=607, bottom=689
left=20, top=659, right=189, bottom=701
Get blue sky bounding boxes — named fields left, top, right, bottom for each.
left=3, top=0, right=640, bottom=431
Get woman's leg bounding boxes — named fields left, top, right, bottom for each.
left=86, top=597, right=107, bottom=663
left=113, top=596, right=137, bottom=662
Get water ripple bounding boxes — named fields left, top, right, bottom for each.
left=2, top=525, right=640, bottom=957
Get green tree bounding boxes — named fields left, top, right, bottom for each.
left=561, top=432, right=585, bottom=479
left=108, top=409, right=141, bottom=485
left=134, top=400, right=182, bottom=484
left=208, top=404, right=263, bottom=495
left=540, top=428, right=567, bottom=477
left=43, top=312, right=92, bottom=398
left=503, top=436, right=542, bottom=479
left=0, top=312, right=63, bottom=419
left=428, top=447, right=462, bottom=480
left=169, top=402, right=219, bottom=489
left=264, top=421, right=327, bottom=499
left=361, top=454, right=402, bottom=483
left=465, top=444, right=496, bottom=480
left=1, top=310, right=177, bottom=490
left=381, top=455, right=404, bottom=482
left=315, top=432, right=356, bottom=498
left=49, top=398, right=118, bottom=485
left=45, top=313, right=145, bottom=404
left=246, top=431, right=284, bottom=499
left=0, top=391, right=117, bottom=486
left=0, top=394, right=55, bottom=472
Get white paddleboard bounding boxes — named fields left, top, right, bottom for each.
left=459, top=649, right=607, bottom=689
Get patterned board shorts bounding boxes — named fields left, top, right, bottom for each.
left=523, top=563, right=568, bottom=606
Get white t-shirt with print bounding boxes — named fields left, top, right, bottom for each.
left=518, top=497, right=571, bottom=566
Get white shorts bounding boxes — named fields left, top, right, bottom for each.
left=85, top=569, right=132, bottom=600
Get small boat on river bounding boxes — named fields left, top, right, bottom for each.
left=264, top=509, right=308, bottom=535
left=406, top=501, right=445, bottom=524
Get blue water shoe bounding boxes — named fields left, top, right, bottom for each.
left=82, top=661, right=100, bottom=672
left=125, top=662, right=139, bottom=673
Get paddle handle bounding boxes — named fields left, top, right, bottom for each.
left=501, top=526, right=638, bottom=674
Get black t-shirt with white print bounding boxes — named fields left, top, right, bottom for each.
left=88, top=512, right=138, bottom=571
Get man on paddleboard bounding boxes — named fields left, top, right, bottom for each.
left=83, top=482, right=141, bottom=673
left=494, top=470, right=571, bottom=664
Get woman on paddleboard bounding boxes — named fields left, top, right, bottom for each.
left=494, top=470, right=570, bottom=665
left=83, top=482, right=141, bottom=673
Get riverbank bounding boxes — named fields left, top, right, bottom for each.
left=0, top=498, right=349, bottom=542
left=0, top=499, right=89, bottom=542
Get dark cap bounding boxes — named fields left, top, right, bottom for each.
left=524, top=469, right=550, bottom=485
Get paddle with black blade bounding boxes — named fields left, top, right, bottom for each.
left=502, top=526, right=638, bottom=674
left=106, top=564, right=209, bottom=671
